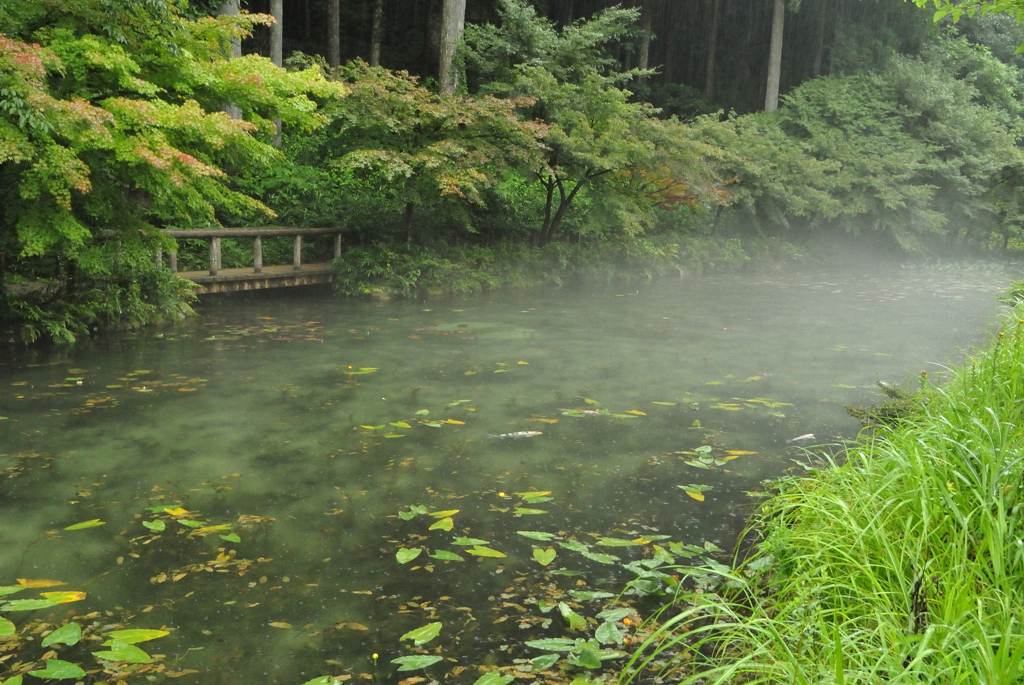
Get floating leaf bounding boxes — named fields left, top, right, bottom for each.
left=685, top=491, right=704, bottom=501
left=396, top=548, right=422, bottom=564
left=525, top=638, right=578, bottom=652
left=142, top=520, right=165, bottom=532
left=625, top=410, right=646, bottom=416
left=429, top=510, right=459, bottom=518
left=1, top=675, right=20, bottom=685
left=0, top=586, right=26, bottom=597
left=303, top=677, right=345, bottom=685
left=163, top=507, right=189, bottom=516
left=570, top=591, right=614, bottom=601
left=684, top=460, right=711, bottom=469
left=414, top=410, right=430, bottom=416
left=177, top=519, right=204, bottom=528
left=571, top=647, right=602, bottom=669
left=391, top=656, right=443, bottom=671
left=596, top=538, right=641, bottom=547
left=474, top=672, right=514, bottom=685
left=383, top=434, right=405, bottom=439
left=428, top=550, right=464, bottom=562
left=651, top=401, right=677, bottom=406
left=612, top=414, right=637, bottom=419
left=531, top=653, right=560, bottom=670
left=523, top=496, right=553, bottom=503
left=514, top=508, right=547, bottom=515
left=583, top=398, right=601, bottom=406
left=468, top=546, right=506, bottom=558
left=268, top=622, right=293, bottom=629
left=581, top=551, right=618, bottom=565
left=0, top=617, right=15, bottom=637
left=452, top=537, right=489, bottom=546
left=533, top=549, right=556, bottom=566
left=1, top=599, right=58, bottom=611
left=558, top=602, right=587, bottom=630
left=442, top=419, right=465, bottom=425
left=558, top=540, right=589, bottom=553
left=400, top=622, right=442, bottom=646
left=220, top=533, right=241, bottom=543
left=27, top=660, right=86, bottom=680
left=93, top=641, right=152, bottom=663
left=105, top=629, right=169, bottom=644
left=596, top=608, right=631, bottom=622
left=42, top=623, right=81, bottom=647
left=517, top=491, right=551, bottom=498
left=595, top=622, right=623, bottom=645
left=16, top=579, right=65, bottom=588
left=428, top=517, right=454, bottom=531
left=517, top=531, right=555, bottom=541
left=40, top=592, right=85, bottom=604
left=549, top=569, right=582, bottom=576
left=64, top=519, right=105, bottom=530
left=424, top=421, right=442, bottom=428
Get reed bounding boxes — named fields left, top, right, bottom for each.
left=621, top=310, right=1024, bottom=683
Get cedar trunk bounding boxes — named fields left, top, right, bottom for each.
left=370, top=0, right=384, bottom=66
left=764, top=0, right=785, bottom=112
left=439, top=0, right=466, bottom=95
left=704, top=0, right=720, bottom=99
left=328, top=0, right=341, bottom=70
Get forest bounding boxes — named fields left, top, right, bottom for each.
left=3, top=0, right=1024, bottom=342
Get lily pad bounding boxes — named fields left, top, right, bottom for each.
left=64, top=519, right=105, bottom=530
left=428, top=550, right=464, bottom=562
left=525, top=638, right=578, bottom=652
left=104, top=629, right=169, bottom=644
left=391, top=655, right=443, bottom=671
left=0, top=617, right=15, bottom=637
left=42, top=622, right=81, bottom=647
left=530, top=653, right=560, bottom=670
left=517, top=531, right=555, bottom=541
left=473, top=671, right=515, bottom=685
left=469, top=545, right=506, bottom=558
left=396, top=548, right=422, bottom=564
left=400, top=622, right=442, bottom=646
left=1, top=599, right=58, bottom=612
left=27, top=660, right=86, bottom=680
left=533, top=548, right=556, bottom=566
left=514, top=508, right=547, bottom=515
left=142, top=520, right=165, bottom=532
left=452, top=537, right=489, bottom=546
left=428, top=517, right=454, bottom=531
left=92, top=641, right=152, bottom=664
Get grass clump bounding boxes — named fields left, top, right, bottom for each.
left=622, top=311, right=1024, bottom=684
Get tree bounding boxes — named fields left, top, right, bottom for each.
left=464, top=0, right=713, bottom=246
left=907, top=0, right=1024, bottom=23
left=765, top=0, right=786, bottom=111
left=370, top=0, right=384, bottom=67
left=328, top=0, right=341, bottom=70
left=0, top=0, right=347, bottom=342
left=318, top=61, right=546, bottom=242
left=439, top=0, right=467, bottom=94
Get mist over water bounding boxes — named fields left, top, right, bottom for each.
left=0, top=264, right=1012, bottom=683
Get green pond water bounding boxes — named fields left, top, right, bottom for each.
left=0, top=265, right=1013, bottom=684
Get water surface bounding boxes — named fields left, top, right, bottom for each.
left=0, top=265, right=1010, bottom=683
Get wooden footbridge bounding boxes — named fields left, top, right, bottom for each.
left=161, top=227, right=347, bottom=294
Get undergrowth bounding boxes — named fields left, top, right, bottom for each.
left=621, top=308, right=1024, bottom=683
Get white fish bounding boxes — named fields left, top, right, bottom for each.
left=786, top=433, right=815, bottom=444
left=487, top=431, right=542, bottom=439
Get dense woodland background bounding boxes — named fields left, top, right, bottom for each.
left=4, top=0, right=1024, bottom=343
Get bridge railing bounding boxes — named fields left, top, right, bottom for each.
left=160, top=227, right=348, bottom=277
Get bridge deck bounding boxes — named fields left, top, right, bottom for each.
left=179, top=263, right=335, bottom=294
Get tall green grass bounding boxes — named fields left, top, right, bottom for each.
left=622, top=310, right=1024, bottom=684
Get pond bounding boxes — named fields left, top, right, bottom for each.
left=0, top=264, right=1012, bottom=684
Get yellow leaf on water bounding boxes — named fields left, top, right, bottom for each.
left=685, top=491, right=705, bottom=502
left=517, top=361, right=529, bottom=365
left=442, top=419, right=465, bottom=425
left=399, top=678, right=427, bottom=685
left=429, top=509, right=459, bottom=518
left=17, top=579, right=66, bottom=588
left=429, top=517, right=454, bottom=531
left=40, top=591, right=86, bottom=604
left=464, top=371, right=476, bottom=375
left=164, top=507, right=189, bottom=516
left=625, top=410, right=646, bottom=416
left=343, top=623, right=369, bottom=630
left=268, top=622, right=293, bottom=629
left=531, top=418, right=558, bottom=424
left=726, top=450, right=758, bottom=455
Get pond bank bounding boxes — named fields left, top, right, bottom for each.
left=623, top=298, right=1024, bottom=683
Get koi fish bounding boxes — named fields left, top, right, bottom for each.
left=487, top=431, right=543, bottom=439
left=786, top=433, right=815, bottom=444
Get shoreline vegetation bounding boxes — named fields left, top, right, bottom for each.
left=616, top=297, right=1024, bottom=684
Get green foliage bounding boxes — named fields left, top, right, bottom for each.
left=0, top=0, right=344, bottom=343
left=621, top=308, right=1024, bottom=683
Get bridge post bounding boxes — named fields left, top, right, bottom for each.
left=293, top=235, right=302, bottom=270
left=253, top=236, right=263, bottom=274
left=169, top=250, right=178, bottom=273
left=334, top=233, right=342, bottom=259
left=209, top=237, right=221, bottom=276
left=155, top=246, right=163, bottom=268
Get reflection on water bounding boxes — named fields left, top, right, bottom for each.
left=0, top=265, right=1010, bottom=683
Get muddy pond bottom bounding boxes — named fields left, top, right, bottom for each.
left=0, top=265, right=1011, bottom=684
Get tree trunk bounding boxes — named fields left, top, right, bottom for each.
left=637, top=0, right=652, bottom=83
left=270, top=0, right=283, bottom=66
left=370, top=0, right=384, bottom=66
left=704, top=0, right=720, bottom=99
left=560, top=0, right=574, bottom=27
left=219, top=0, right=243, bottom=119
left=764, top=0, right=785, bottom=112
left=439, top=0, right=466, bottom=95
left=328, top=0, right=341, bottom=71
left=812, top=0, right=830, bottom=77
left=404, top=202, right=415, bottom=243
left=304, top=0, right=311, bottom=41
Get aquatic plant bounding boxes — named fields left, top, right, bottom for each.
left=619, top=307, right=1024, bottom=683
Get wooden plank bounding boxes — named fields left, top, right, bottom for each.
left=164, top=227, right=347, bottom=239
left=175, top=263, right=335, bottom=294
